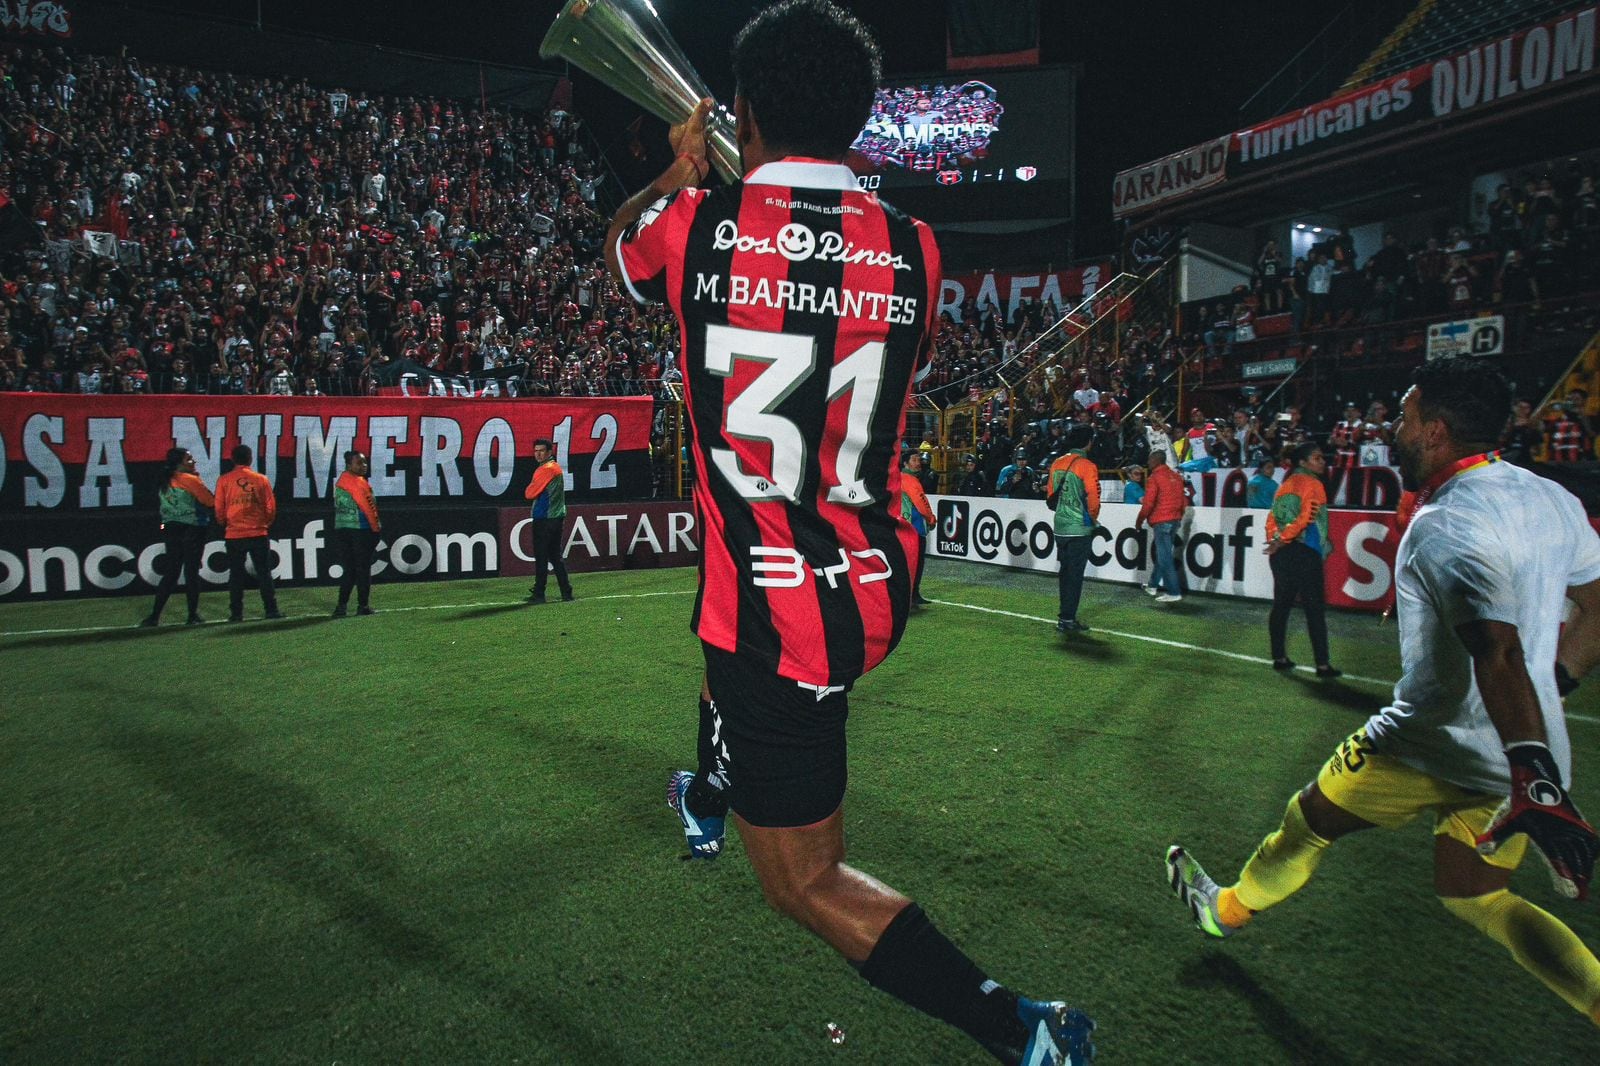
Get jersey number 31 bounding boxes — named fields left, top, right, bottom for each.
left=706, top=323, right=888, bottom=507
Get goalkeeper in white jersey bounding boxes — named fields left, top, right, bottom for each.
left=1167, top=356, right=1600, bottom=1026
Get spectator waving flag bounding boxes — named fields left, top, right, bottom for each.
left=82, top=229, right=118, bottom=258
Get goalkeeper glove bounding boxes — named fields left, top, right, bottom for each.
left=1477, top=742, right=1599, bottom=901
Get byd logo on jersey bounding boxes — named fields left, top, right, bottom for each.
left=748, top=546, right=893, bottom=589
left=936, top=499, right=969, bottom=556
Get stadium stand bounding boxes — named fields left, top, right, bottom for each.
left=0, top=43, right=681, bottom=399
left=1348, top=0, right=1587, bottom=85
left=1087, top=0, right=1600, bottom=504
left=932, top=148, right=1600, bottom=497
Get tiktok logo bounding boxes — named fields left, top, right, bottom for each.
left=936, top=500, right=969, bottom=557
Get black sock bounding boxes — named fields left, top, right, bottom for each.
left=688, top=698, right=729, bottom=819
left=856, top=903, right=1027, bottom=1063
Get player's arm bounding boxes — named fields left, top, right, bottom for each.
left=603, top=99, right=711, bottom=289
left=1459, top=619, right=1546, bottom=745
left=1462, top=616, right=1600, bottom=900
left=1557, top=577, right=1600, bottom=695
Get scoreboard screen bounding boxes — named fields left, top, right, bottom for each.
left=847, top=66, right=1077, bottom=197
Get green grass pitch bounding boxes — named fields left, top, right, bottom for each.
left=3, top=561, right=1598, bottom=1063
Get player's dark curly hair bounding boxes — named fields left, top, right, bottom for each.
left=732, top=0, right=881, bottom=159
left=1411, top=356, right=1510, bottom=448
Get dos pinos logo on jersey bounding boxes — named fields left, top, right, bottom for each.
left=775, top=223, right=816, bottom=262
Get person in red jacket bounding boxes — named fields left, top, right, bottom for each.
left=213, top=443, right=282, bottom=622
left=1135, top=448, right=1188, bottom=602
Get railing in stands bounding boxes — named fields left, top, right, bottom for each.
left=1539, top=325, right=1600, bottom=459
left=913, top=257, right=1181, bottom=491
left=1236, top=0, right=1416, bottom=127
left=1340, top=0, right=1436, bottom=91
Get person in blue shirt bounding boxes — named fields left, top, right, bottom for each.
left=1121, top=463, right=1146, bottom=505
left=1247, top=458, right=1280, bottom=509
left=995, top=450, right=1035, bottom=499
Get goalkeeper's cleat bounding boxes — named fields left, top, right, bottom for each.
left=1165, top=845, right=1239, bottom=938
left=1015, top=998, right=1096, bottom=1066
left=667, top=770, right=724, bottom=860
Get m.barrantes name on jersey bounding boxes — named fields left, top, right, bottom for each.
left=691, top=216, right=921, bottom=326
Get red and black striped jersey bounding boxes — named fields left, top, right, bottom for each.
left=616, top=158, right=941, bottom=686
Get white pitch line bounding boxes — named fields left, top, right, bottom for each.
left=930, top=598, right=1600, bottom=728
left=8, top=588, right=1598, bottom=729
left=0, top=589, right=696, bottom=640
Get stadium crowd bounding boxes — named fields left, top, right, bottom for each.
left=2, top=42, right=1595, bottom=497
left=0, top=43, right=683, bottom=398
left=934, top=379, right=1593, bottom=500
left=916, top=155, right=1600, bottom=495
left=1232, top=166, right=1599, bottom=341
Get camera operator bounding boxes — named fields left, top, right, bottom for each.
left=957, top=453, right=989, bottom=496
left=1087, top=411, right=1123, bottom=469
left=996, top=449, right=1037, bottom=499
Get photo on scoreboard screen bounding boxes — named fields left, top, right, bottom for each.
left=846, top=67, right=1076, bottom=193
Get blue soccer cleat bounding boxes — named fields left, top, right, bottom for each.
left=1017, top=998, right=1096, bottom=1066
left=666, top=770, right=724, bottom=860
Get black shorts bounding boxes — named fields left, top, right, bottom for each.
left=701, top=642, right=853, bottom=829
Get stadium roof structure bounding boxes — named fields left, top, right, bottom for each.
left=1113, top=3, right=1599, bottom=230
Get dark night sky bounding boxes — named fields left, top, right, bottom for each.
left=130, top=1, right=1337, bottom=253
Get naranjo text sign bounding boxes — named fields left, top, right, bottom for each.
left=1111, top=135, right=1231, bottom=219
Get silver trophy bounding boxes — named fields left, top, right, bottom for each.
left=539, top=0, right=742, bottom=182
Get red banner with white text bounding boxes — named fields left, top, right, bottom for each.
left=939, top=262, right=1112, bottom=323
left=0, top=393, right=656, bottom=512
left=1113, top=5, right=1598, bottom=217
